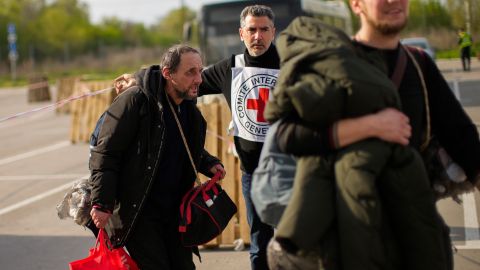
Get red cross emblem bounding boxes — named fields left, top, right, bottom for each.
left=247, top=87, right=269, bottom=123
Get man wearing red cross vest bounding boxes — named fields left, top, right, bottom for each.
left=114, top=5, right=279, bottom=270
left=199, top=6, right=278, bottom=270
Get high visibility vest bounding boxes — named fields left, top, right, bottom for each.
left=459, top=32, right=472, bottom=48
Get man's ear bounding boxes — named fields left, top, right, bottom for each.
left=239, top=28, right=244, bottom=41
left=350, top=0, right=362, bottom=15
left=162, top=67, right=171, bottom=80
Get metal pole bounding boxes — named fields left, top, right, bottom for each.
left=10, top=58, right=16, bottom=81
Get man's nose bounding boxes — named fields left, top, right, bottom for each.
left=195, top=72, right=202, bottom=84
left=253, top=31, right=263, bottom=40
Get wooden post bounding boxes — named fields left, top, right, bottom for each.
left=56, top=77, right=79, bottom=114
left=27, top=74, right=50, bottom=102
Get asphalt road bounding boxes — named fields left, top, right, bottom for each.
left=0, top=61, right=479, bottom=269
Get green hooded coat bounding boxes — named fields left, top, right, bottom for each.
left=265, top=17, right=450, bottom=270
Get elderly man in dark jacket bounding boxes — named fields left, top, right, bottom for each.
left=89, top=44, right=225, bottom=270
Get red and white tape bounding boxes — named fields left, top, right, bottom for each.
left=1, top=85, right=239, bottom=156
left=0, top=86, right=114, bottom=124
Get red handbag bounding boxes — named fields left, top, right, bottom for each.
left=69, top=229, right=139, bottom=270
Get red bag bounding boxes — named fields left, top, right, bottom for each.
left=69, top=229, right=139, bottom=270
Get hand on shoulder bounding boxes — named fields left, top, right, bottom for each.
left=114, top=73, right=136, bottom=95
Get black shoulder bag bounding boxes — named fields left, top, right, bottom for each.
left=401, top=46, right=470, bottom=202
left=165, top=92, right=237, bottom=246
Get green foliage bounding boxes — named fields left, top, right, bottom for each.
left=436, top=43, right=478, bottom=59
left=446, top=0, right=479, bottom=33
left=0, top=0, right=196, bottom=67
left=1, top=0, right=473, bottom=74
left=436, top=49, right=459, bottom=59
left=36, top=1, right=93, bottom=57
left=149, top=7, right=196, bottom=45
left=407, top=0, right=451, bottom=31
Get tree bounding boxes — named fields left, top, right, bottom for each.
left=407, top=0, right=452, bottom=32
left=35, top=0, right=94, bottom=59
left=150, top=7, right=196, bottom=46
left=446, top=0, right=479, bottom=33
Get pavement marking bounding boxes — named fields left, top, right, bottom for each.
left=455, top=192, right=480, bottom=250
left=0, top=174, right=89, bottom=217
left=0, top=174, right=86, bottom=181
left=0, top=141, right=70, bottom=166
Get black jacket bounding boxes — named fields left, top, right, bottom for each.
left=89, top=65, right=220, bottom=247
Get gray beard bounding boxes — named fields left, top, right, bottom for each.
left=173, top=87, right=189, bottom=100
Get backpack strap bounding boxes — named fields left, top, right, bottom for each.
left=390, top=46, right=407, bottom=89
left=402, top=44, right=431, bottom=151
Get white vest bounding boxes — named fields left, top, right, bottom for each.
left=230, top=54, right=279, bottom=142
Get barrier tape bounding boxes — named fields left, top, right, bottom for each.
left=0, top=86, right=114, bottom=124
left=206, top=129, right=230, bottom=142
left=1, top=84, right=237, bottom=152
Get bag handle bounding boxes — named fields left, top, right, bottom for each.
left=402, top=45, right=431, bottom=151
left=165, top=90, right=201, bottom=186
left=95, top=229, right=113, bottom=253
left=179, top=172, right=222, bottom=230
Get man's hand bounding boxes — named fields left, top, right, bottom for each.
left=114, top=73, right=136, bottom=94
left=336, top=108, right=411, bottom=148
left=210, top=164, right=226, bottom=180
left=369, top=108, right=412, bottom=146
left=90, top=208, right=112, bottom=229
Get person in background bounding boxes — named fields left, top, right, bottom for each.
left=89, top=44, right=225, bottom=270
left=114, top=5, right=279, bottom=269
left=458, top=28, right=473, bottom=71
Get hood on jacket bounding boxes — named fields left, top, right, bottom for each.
left=134, top=65, right=197, bottom=107
left=134, top=65, right=167, bottom=105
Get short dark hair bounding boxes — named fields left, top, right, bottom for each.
left=240, top=5, right=275, bottom=28
left=160, top=44, right=199, bottom=73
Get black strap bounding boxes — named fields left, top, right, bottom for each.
left=390, top=46, right=407, bottom=89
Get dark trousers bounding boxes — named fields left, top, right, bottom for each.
left=125, top=213, right=195, bottom=270
left=242, top=172, right=274, bottom=270
left=461, top=46, right=471, bottom=71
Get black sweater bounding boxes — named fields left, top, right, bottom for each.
left=200, top=45, right=280, bottom=173
left=277, top=43, right=480, bottom=181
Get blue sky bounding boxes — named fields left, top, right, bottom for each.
left=82, top=0, right=222, bottom=25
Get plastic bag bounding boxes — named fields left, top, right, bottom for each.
left=56, top=178, right=92, bottom=226
left=69, top=229, right=139, bottom=270
left=251, top=120, right=296, bottom=227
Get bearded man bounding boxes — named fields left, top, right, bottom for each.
left=265, top=0, right=480, bottom=270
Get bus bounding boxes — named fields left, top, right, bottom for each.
left=196, top=0, right=353, bottom=65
